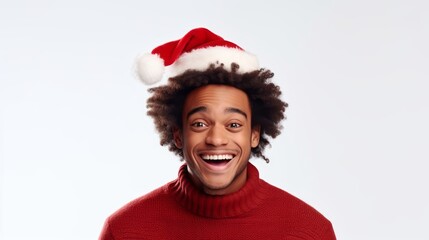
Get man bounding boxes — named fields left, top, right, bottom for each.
left=99, top=28, right=336, bottom=239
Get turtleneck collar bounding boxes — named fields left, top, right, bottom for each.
left=168, top=162, right=269, bottom=218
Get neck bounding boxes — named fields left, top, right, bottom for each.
left=200, top=169, right=248, bottom=196
left=169, top=163, right=269, bottom=218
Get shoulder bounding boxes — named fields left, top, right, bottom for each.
left=99, top=181, right=179, bottom=240
left=259, top=180, right=336, bottom=239
left=263, top=180, right=324, bottom=214
left=105, top=180, right=176, bottom=228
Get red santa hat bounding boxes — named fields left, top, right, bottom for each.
left=136, top=27, right=260, bottom=85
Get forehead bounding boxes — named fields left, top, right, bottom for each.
left=183, top=85, right=251, bottom=114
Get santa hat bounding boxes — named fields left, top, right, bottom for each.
left=136, top=27, right=260, bottom=85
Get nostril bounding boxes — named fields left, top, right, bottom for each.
left=205, top=136, right=228, bottom=146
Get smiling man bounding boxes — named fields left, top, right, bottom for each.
left=176, top=85, right=259, bottom=196
left=99, top=28, right=336, bottom=240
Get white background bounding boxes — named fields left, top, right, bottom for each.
left=1, top=0, right=428, bottom=239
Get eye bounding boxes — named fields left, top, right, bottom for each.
left=191, top=122, right=207, bottom=128
left=228, top=122, right=242, bottom=128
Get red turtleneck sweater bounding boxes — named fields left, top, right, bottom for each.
left=99, top=163, right=336, bottom=240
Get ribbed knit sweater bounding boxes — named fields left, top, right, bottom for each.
left=99, top=163, right=336, bottom=240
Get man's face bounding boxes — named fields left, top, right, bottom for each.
left=174, top=85, right=260, bottom=196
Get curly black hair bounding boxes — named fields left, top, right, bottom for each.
left=146, top=63, right=288, bottom=162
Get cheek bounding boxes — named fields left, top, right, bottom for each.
left=234, top=132, right=252, bottom=147
left=183, top=131, right=203, bottom=149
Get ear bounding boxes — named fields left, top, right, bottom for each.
left=173, top=127, right=183, bottom=149
left=251, top=125, right=261, bottom=148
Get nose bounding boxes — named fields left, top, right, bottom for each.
left=205, top=124, right=228, bottom=146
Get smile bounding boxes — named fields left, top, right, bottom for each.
left=199, top=154, right=236, bottom=168
left=200, top=154, right=235, bottom=161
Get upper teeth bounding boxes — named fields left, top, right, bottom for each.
left=201, top=154, right=234, bottom=160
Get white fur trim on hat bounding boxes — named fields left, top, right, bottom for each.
left=169, top=46, right=259, bottom=77
left=136, top=53, right=165, bottom=85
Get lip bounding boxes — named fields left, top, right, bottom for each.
left=197, top=151, right=238, bottom=172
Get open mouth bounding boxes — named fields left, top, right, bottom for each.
left=200, top=154, right=235, bottom=165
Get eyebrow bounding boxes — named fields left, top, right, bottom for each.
left=186, top=106, right=207, bottom=119
left=186, top=106, right=247, bottom=119
left=225, top=107, right=247, bottom=119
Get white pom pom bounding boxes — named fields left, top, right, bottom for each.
left=136, top=53, right=165, bottom=85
